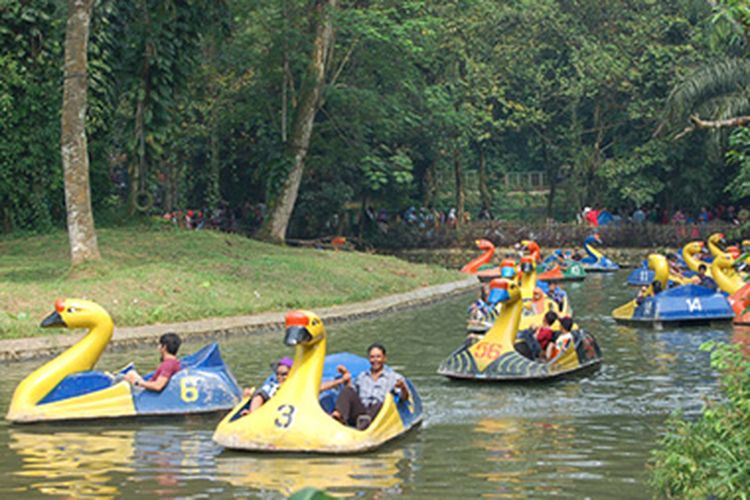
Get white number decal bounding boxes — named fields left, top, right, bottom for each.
left=686, top=298, right=702, bottom=312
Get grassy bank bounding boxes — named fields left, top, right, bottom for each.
left=0, top=227, right=463, bottom=339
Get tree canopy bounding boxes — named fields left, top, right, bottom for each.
left=2, top=0, right=749, bottom=239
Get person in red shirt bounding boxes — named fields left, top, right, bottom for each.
left=124, top=332, right=182, bottom=392
left=534, top=311, right=558, bottom=360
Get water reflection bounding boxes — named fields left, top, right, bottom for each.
left=9, top=426, right=220, bottom=499
left=10, top=429, right=135, bottom=498
left=216, top=448, right=411, bottom=497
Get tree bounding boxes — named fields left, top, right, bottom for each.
left=258, top=0, right=337, bottom=243
left=61, top=0, right=100, bottom=265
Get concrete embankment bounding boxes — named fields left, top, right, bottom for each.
left=0, top=277, right=477, bottom=363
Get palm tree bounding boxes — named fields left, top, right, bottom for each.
left=664, top=57, right=750, bottom=139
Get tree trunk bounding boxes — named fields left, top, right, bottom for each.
left=61, top=0, right=100, bottom=266
left=422, top=159, right=436, bottom=208
left=478, top=144, right=491, bottom=210
left=453, top=147, right=465, bottom=226
left=258, top=0, right=336, bottom=243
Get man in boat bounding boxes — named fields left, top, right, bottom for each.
left=331, top=343, right=409, bottom=430
left=693, top=264, right=718, bottom=290
left=124, top=332, right=182, bottom=392
left=548, top=282, right=567, bottom=312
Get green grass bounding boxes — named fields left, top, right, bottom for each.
left=0, top=226, right=463, bottom=339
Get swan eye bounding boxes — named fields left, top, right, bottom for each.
left=67, top=307, right=77, bottom=313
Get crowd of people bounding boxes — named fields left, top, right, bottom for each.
left=581, top=204, right=749, bottom=228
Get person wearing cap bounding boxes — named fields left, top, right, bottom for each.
left=242, top=356, right=348, bottom=415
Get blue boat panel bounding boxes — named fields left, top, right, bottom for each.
left=133, top=367, right=242, bottom=414
left=633, top=285, right=734, bottom=322
left=38, top=371, right=114, bottom=405
left=627, top=262, right=655, bottom=286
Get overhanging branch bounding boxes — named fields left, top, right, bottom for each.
left=673, top=114, right=750, bottom=140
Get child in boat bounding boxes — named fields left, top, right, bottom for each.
left=534, top=311, right=558, bottom=360
left=547, top=316, right=575, bottom=360
left=124, top=332, right=182, bottom=392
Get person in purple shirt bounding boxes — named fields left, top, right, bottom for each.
left=124, top=332, right=182, bottom=392
left=330, top=343, right=409, bottom=429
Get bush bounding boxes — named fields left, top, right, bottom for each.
left=650, top=341, right=750, bottom=499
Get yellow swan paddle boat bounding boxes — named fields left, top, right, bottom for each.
left=439, top=279, right=602, bottom=381
left=213, top=310, right=423, bottom=453
left=7, top=299, right=242, bottom=423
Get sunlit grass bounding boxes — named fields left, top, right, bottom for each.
left=0, top=226, right=462, bottom=339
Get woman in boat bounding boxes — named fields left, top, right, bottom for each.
left=242, top=356, right=347, bottom=415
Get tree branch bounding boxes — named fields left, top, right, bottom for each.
left=673, top=114, right=750, bottom=140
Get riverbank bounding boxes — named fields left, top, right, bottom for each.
left=0, top=277, right=476, bottom=362
left=0, top=226, right=464, bottom=340
left=393, top=246, right=667, bottom=269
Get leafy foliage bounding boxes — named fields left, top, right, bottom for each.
left=650, top=340, right=750, bottom=498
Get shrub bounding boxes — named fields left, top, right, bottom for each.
left=650, top=341, right=750, bottom=499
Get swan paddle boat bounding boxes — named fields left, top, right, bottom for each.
left=461, top=239, right=496, bottom=274
left=579, top=234, right=619, bottom=272
left=627, top=260, right=655, bottom=286
left=710, top=252, right=750, bottom=325
left=439, top=279, right=602, bottom=381
left=467, top=257, right=571, bottom=335
left=213, top=310, right=423, bottom=453
left=6, top=298, right=242, bottom=423
left=612, top=255, right=733, bottom=327
left=538, top=250, right=587, bottom=282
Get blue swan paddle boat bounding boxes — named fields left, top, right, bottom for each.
left=7, top=298, right=242, bottom=423
left=579, top=234, right=619, bottom=272
left=612, top=255, right=733, bottom=328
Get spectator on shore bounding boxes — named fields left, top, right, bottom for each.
left=632, top=207, right=646, bottom=224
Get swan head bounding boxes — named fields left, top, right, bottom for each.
left=709, top=233, right=726, bottom=247
left=487, top=278, right=521, bottom=305
left=519, top=256, right=535, bottom=274
left=684, top=241, right=704, bottom=255
left=714, top=253, right=734, bottom=269
left=283, top=310, right=325, bottom=347
left=475, top=239, right=495, bottom=251
left=520, top=240, right=539, bottom=254
left=40, top=298, right=113, bottom=330
left=499, top=258, right=517, bottom=279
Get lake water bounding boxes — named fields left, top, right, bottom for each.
left=0, top=271, right=734, bottom=498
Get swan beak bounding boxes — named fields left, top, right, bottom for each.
left=284, top=326, right=312, bottom=346
left=41, top=310, right=66, bottom=328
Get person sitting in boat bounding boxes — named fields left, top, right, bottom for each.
left=693, top=264, right=718, bottom=290
left=635, top=285, right=650, bottom=306
left=534, top=311, right=558, bottom=360
left=548, top=282, right=567, bottom=312
left=242, top=357, right=347, bottom=415
left=331, top=343, right=409, bottom=430
left=242, top=356, right=293, bottom=414
left=124, top=332, right=182, bottom=392
left=547, top=316, right=575, bottom=360
left=666, top=253, right=685, bottom=277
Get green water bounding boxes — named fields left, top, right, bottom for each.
left=0, top=271, right=734, bottom=498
